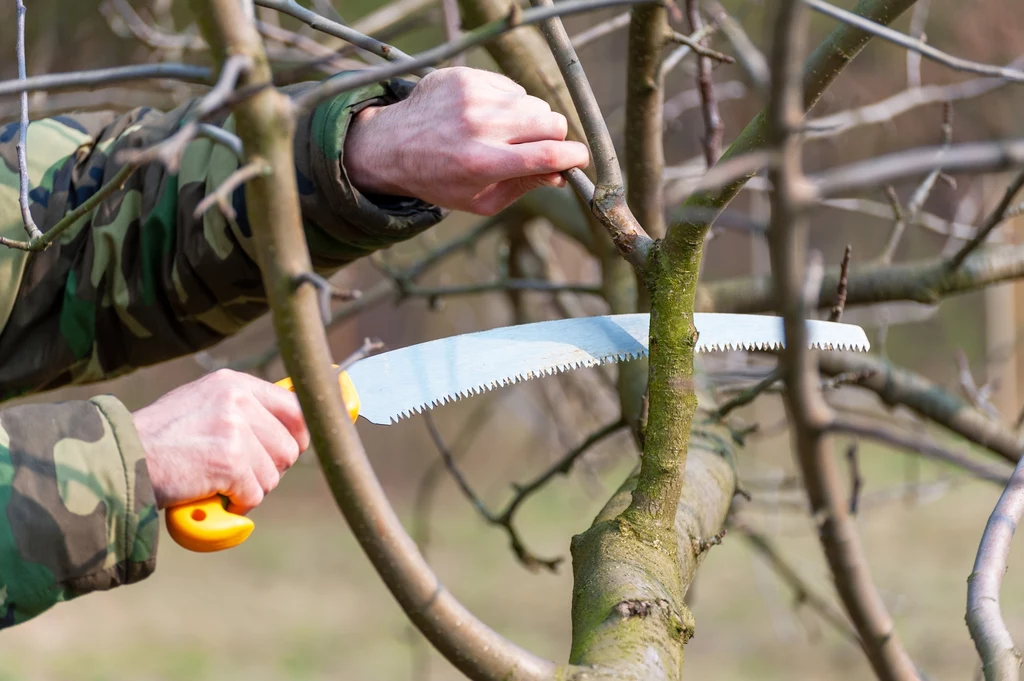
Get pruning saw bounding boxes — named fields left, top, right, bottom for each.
left=166, top=312, right=870, bottom=552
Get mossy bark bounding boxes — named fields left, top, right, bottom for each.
left=569, top=429, right=735, bottom=679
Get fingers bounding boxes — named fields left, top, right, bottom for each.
left=246, top=401, right=303, bottom=473
left=505, top=111, right=569, bottom=145
left=481, top=139, right=591, bottom=183
left=248, top=379, right=311, bottom=452
left=225, top=468, right=266, bottom=515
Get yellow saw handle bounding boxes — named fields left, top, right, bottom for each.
left=165, top=367, right=360, bottom=553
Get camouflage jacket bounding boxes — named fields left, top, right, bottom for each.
left=0, top=77, right=444, bottom=630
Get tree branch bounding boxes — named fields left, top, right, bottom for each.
left=253, top=0, right=422, bottom=69
left=0, top=63, right=211, bottom=97
left=120, top=53, right=251, bottom=171
left=570, top=11, right=630, bottom=49
left=527, top=0, right=654, bottom=269
left=765, top=1, right=919, bottom=678
left=192, top=3, right=562, bottom=679
left=947, top=170, right=1024, bottom=269
left=706, top=1, right=768, bottom=91
left=0, top=164, right=137, bottom=252
left=569, top=436, right=736, bottom=678
left=703, top=243, right=1024, bottom=315
left=686, top=0, right=724, bottom=166
left=804, top=62, right=1022, bottom=141
left=669, top=0, right=919, bottom=239
left=967, top=455, right=1024, bottom=681
left=14, top=0, right=41, bottom=241
left=805, top=0, right=1024, bottom=83
left=818, top=352, right=1024, bottom=466
left=401, top=278, right=603, bottom=302
left=733, top=520, right=861, bottom=645
left=811, top=138, right=1024, bottom=201
left=829, top=419, right=1011, bottom=485
left=291, top=0, right=661, bottom=114
left=427, top=415, right=627, bottom=572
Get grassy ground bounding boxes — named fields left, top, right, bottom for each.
left=3, top=390, right=1022, bottom=681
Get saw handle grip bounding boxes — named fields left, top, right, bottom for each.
left=165, top=367, right=360, bottom=553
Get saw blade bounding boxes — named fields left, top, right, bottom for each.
left=345, top=313, right=870, bottom=425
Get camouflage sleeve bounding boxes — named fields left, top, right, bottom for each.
left=0, top=395, right=157, bottom=630
left=0, top=76, right=445, bottom=397
left=0, top=77, right=446, bottom=627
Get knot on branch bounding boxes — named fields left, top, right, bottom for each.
left=613, top=598, right=695, bottom=643
left=614, top=598, right=669, bottom=619
left=591, top=183, right=654, bottom=269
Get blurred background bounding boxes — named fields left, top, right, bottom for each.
left=2, top=1, right=1024, bottom=679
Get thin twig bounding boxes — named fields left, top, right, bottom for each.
left=711, top=368, right=780, bottom=420
left=402, top=279, right=603, bottom=303
left=805, top=0, right=1024, bottom=83
left=527, top=0, right=621, bottom=188
left=338, top=337, right=386, bottom=373
left=948, top=170, right=1024, bottom=269
left=803, top=61, right=1024, bottom=140
left=667, top=30, right=734, bottom=63
left=830, top=420, right=1011, bottom=486
left=967, top=455, right=1024, bottom=680
left=195, top=123, right=245, bottom=160
left=905, top=0, right=930, bottom=89
left=120, top=54, right=251, bottom=171
left=810, top=139, right=1024, bottom=201
left=687, top=0, right=723, bottom=166
left=705, top=1, right=769, bottom=91
left=734, top=521, right=861, bottom=645
left=102, top=0, right=206, bottom=52
left=0, top=164, right=137, bottom=252
left=704, top=242, right=1024, bottom=317
left=820, top=352, right=1024, bottom=467
left=14, top=0, right=41, bottom=240
left=955, top=350, right=1002, bottom=421
left=193, top=159, right=270, bottom=219
left=829, top=245, right=852, bottom=322
left=658, top=23, right=718, bottom=78
left=440, top=0, right=465, bottom=66
left=765, top=1, right=920, bottom=677
left=570, top=11, right=630, bottom=48
left=0, top=63, right=211, bottom=97
left=254, top=0, right=420, bottom=67
left=879, top=104, right=953, bottom=264
left=524, top=0, right=654, bottom=268
left=427, top=413, right=626, bottom=572
left=207, top=214, right=508, bottom=374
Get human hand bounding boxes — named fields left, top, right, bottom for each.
left=344, top=67, right=590, bottom=215
left=133, top=370, right=310, bottom=514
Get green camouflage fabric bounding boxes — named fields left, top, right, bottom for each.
left=0, top=76, right=445, bottom=630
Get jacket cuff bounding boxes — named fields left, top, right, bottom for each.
left=88, top=395, right=159, bottom=586
left=305, top=78, right=447, bottom=260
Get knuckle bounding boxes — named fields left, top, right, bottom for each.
left=532, top=144, right=560, bottom=171
left=457, top=109, right=486, bottom=136
left=262, top=468, right=282, bottom=493
left=524, top=95, right=551, bottom=112
left=549, top=112, right=568, bottom=138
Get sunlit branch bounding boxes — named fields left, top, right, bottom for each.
left=0, top=63, right=211, bottom=97
left=14, top=0, right=40, bottom=241
left=805, top=0, right=1024, bottom=83
left=967, top=455, right=1024, bottom=680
